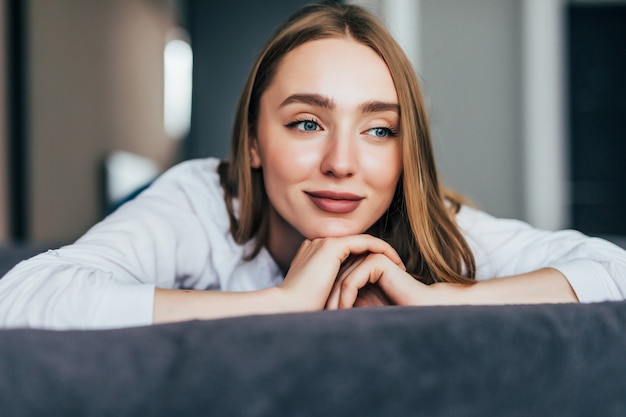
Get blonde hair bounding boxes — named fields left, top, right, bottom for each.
left=220, top=3, right=476, bottom=284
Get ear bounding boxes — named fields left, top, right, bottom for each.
left=249, top=135, right=262, bottom=168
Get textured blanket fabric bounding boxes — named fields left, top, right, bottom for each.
left=0, top=302, right=625, bottom=416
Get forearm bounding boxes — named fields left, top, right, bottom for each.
left=153, top=287, right=294, bottom=324
left=431, top=268, right=579, bottom=305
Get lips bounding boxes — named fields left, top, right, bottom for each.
left=305, top=191, right=364, bottom=214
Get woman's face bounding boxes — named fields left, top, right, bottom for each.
left=250, top=37, right=402, bottom=241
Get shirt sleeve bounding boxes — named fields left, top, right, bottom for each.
left=457, top=206, right=626, bottom=303
left=0, top=160, right=217, bottom=330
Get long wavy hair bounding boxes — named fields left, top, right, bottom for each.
left=219, top=3, right=476, bottom=284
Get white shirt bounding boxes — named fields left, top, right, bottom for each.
left=0, top=158, right=625, bottom=329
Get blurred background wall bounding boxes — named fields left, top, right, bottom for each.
left=0, top=0, right=624, bottom=246
left=351, top=0, right=547, bottom=225
left=0, top=0, right=6, bottom=242
left=28, top=0, right=177, bottom=243
left=3, top=0, right=179, bottom=244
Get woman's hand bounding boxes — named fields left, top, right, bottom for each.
left=326, top=258, right=580, bottom=309
left=278, top=235, right=405, bottom=312
left=154, top=234, right=405, bottom=324
left=325, top=252, right=433, bottom=309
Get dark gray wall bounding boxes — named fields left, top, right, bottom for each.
left=568, top=4, right=626, bottom=236
left=185, top=0, right=315, bottom=159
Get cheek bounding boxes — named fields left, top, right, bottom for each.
left=262, top=139, right=321, bottom=181
left=269, top=146, right=318, bottom=167
left=362, top=146, right=403, bottom=191
left=259, top=147, right=310, bottom=200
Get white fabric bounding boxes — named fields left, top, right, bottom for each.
left=0, top=157, right=624, bottom=329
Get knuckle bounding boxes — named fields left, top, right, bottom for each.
left=340, top=278, right=353, bottom=291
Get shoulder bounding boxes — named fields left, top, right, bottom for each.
left=145, top=158, right=225, bottom=207
left=155, top=157, right=222, bottom=189
left=452, top=205, right=545, bottom=276
left=454, top=205, right=532, bottom=237
left=109, top=157, right=232, bottom=233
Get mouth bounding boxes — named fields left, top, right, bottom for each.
left=305, top=191, right=364, bottom=214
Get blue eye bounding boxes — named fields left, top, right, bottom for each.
left=300, top=120, right=319, bottom=131
left=367, top=127, right=397, bottom=138
left=286, top=119, right=320, bottom=132
left=372, top=127, right=388, bottom=138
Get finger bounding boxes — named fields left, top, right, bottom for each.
left=282, top=239, right=348, bottom=309
left=338, top=254, right=394, bottom=308
left=345, top=255, right=428, bottom=306
left=338, top=254, right=368, bottom=279
left=302, top=234, right=404, bottom=274
left=326, top=255, right=367, bottom=309
left=338, top=258, right=384, bottom=308
left=329, top=234, right=405, bottom=270
left=313, top=234, right=403, bottom=265
left=286, top=235, right=405, bottom=310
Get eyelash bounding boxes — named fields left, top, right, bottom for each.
left=370, top=126, right=399, bottom=138
left=284, top=118, right=320, bottom=131
left=285, top=118, right=399, bottom=138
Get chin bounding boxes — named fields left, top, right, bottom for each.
left=304, top=222, right=367, bottom=239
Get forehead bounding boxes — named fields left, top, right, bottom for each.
left=267, top=37, right=398, bottom=105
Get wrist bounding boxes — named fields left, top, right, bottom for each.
left=426, top=282, right=472, bottom=306
left=263, top=286, right=314, bottom=314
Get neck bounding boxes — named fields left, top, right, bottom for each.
left=265, top=207, right=305, bottom=275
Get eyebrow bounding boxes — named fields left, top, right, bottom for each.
left=279, top=93, right=400, bottom=114
left=280, top=94, right=335, bottom=109
left=360, top=100, right=400, bottom=114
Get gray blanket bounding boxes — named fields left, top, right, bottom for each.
left=1, top=302, right=625, bottom=416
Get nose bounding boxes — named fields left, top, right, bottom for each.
left=320, top=133, right=356, bottom=178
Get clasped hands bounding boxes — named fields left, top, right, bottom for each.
left=279, top=234, right=448, bottom=311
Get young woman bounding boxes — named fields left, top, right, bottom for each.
left=1, top=3, right=625, bottom=329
